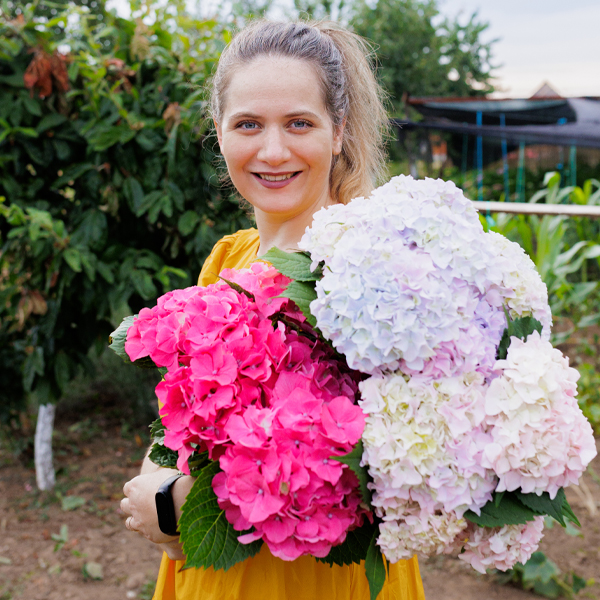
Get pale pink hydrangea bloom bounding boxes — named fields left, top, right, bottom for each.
left=483, top=332, right=597, bottom=497
left=458, top=516, right=545, bottom=573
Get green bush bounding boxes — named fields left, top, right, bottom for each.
left=0, top=2, right=250, bottom=424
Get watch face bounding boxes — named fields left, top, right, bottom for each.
left=156, top=476, right=181, bottom=536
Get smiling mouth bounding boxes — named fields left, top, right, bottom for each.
left=255, top=172, right=300, bottom=182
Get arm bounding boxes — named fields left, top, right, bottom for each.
left=121, top=447, right=195, bottom=560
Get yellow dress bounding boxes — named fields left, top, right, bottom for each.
left=153, top=228, right=426, bottom=600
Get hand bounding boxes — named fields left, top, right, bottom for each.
left=121, top=469, right=180, bottom=544
left=161, top=537, right=187, bottom=561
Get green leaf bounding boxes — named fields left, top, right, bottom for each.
left=63, top=247, right=82, bottom=273
left=96, top=261, right=115, bottom=284
left=23, top=346, right=45, bottom=392
left=365, top=527, right=386, bottom=600
left=52, top=163, right=95, bottom=189
left=521, top=551, right=559, bottom=586
left=179, top=461, right=263, bottom=572
left=123, top=177, right=145, bottom=214
left=132, top=269, right=158, bottom=300
left=218, top=275, right=255, bottom=300
left=465, top=492, right=538, bottom=527
left=108, top=315, right=135, bottom=363
left=561, top=496, right=581, bottom=527
left=280, top=280, right=318, bottom=327
left=317, top=518, right=378, bottom=566
left=331, top=440, right=372, bottom=506
left=149, top=442, right=179, bottom=470
left=178, top=210, right=200, bottom=236
left=261, top=247, right=322, bottom=281
left=149, top=418, right=165, bottom=439
left=37, top=113, right=67, bottom=134
left=497, top=310, right=543, bottom=360
left=515, top=489, right=566, bottom=526
left=571, top=573, right=588, bottom=594
left=88, top=124, right=136, bottom=151
left=54, top=351, right=71, bottom=392
left=22, top=95, right=42, bottom=117
left=61, top=496, right=86, bottom=511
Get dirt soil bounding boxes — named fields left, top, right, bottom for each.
left=1, top=417, right=599, bottom=600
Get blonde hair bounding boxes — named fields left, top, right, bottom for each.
left=210, top=19, right=389, bottom=205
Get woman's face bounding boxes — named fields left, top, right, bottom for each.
left=215, top=56, right=344, bottom=223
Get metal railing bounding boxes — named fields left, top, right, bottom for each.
left=471, top=201, right=600, bottom=219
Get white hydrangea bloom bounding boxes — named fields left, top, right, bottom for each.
left=360, top=372, right=497, bottom=520
left=377, top=504, right=468, bottom=562
left=484, top=231, right=552, bottom=337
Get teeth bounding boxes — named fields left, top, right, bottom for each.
left=260, top=173, right=295, bottom=181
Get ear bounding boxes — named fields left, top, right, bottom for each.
left=332, top=118, right=346, bottom=156
left=214, top=119, right=223, bottom=151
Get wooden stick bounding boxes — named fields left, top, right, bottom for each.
left=472, top=201, right=600, bottom=219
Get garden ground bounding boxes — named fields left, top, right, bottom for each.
left=1, top=415, right=599, bottom=600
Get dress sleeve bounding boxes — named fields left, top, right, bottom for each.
left=197, top=235, right=235, bottom=286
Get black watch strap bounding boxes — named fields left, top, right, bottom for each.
left=155, top=474, right=184, bottom=536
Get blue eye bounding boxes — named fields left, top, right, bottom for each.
left=291, top=120, right=311, bottom=129
left=237, top=121, right=258, bottom=130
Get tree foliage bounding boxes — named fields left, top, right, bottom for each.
left=349, top=0, right=496, bottom=112
left=0, top=1, right=250, bottom=424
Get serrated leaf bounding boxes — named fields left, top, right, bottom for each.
left=317, top=518, right=378, bottom=567
left=494, top=491, right=505, bottom=507
left=261, top=247, right=322, bottom=281
left=497, top=310, right=543, bottom=360
left=331, top=440, right=372, bottom=506
left=465, top=491, right=538, bottom=527
left=561, top=495, right=581, bottom=527
left=108, top=316, right=157, bottom=369
left=108, top=315, right=135, bottom=363
left=515, top=488, right=566, bottom=526
left=280, top=280, right=317, bottom=327
left=149, top=442, right=179, bottom=470
left=149, top=418, right=166, bottom=439
left=365, top=527, right=386, bottom=600
left=179, top=461, right=262, bottom=572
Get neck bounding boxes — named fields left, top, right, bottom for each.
left=255, top=192, right=333, bottom=256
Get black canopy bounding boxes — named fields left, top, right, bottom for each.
left=396, top=98, right=600, bottom=149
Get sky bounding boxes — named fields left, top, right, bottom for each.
left=106, top=0, right=600, bottom=99
left=439, top=0, right=600, bottom=98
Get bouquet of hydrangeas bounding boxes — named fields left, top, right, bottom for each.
left=110, top=175, right=596, bottom=600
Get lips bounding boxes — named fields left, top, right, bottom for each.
left=252, top=171, right=301, bottom=189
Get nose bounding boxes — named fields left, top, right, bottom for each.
left=256, top=126, right=292, bottom=166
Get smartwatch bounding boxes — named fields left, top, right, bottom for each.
left=155, top=474, right=184, bottom=536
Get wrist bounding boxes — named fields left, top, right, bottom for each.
left=171, top=475, right=194, bottom=522
left=155, top=474, right=184, bottom=536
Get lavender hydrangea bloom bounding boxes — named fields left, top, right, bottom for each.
left=300, top=175, right=539, bottom=377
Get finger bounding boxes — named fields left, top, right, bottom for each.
left=126, top=516, right=140, bottom=532
left=123, top=480, right=132, bottom=496
left=120, top=497, right=131, bottom=515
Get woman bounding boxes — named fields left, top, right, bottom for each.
left=121, top=20, right=426, bottom=600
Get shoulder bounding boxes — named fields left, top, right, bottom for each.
left=198, top=228, right=260, bottom=286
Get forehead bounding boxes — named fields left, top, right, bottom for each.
left=221, top=56, right=327, bottom=119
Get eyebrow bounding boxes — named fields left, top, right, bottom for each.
left=228, top=110, right=323, bottom=122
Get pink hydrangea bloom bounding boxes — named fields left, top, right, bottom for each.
left=126, top=262, right=368, bottom=557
